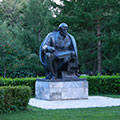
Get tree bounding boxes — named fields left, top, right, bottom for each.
left=102, top=31, right=120, bottom=74
left=19, top=0, right=54, bottom=75
left=0, top=20, right=28, bottom=77
left=0, top=0, right=54, bottom=77
left=0, top=0, right=27, bottom=26
left=51, top=0, right=120, bottom=74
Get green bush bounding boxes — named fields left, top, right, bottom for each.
left=0, top=77, right=36, bottom=96
left=0, top=76, right=120, bottom=95
left=0, top=86, right=31, bottom=113
left=87, top=76, right=120, bottom=95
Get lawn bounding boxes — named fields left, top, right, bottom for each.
left=0, top=106, right=120, bottom=120
left=91, top=95, right=120, bottom=98
left=101, top=95, right=120, bottom=98
left=0, top=95, right=120, bottom=120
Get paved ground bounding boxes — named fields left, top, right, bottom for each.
left=28, top=96, right=120, bottom=109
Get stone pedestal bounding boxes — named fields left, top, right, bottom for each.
left=35, top=78, right=88, bottom=100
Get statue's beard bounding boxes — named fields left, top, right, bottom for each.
left=60, top=31, right=67, bottom=38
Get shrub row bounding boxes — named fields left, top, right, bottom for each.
left=0, top=77, right=36, bottom=96
left=0, top=76, right=120, bottom=95
left=0, top=86, right=31, bottom=113
left=87, top=76, right=120, bottom=94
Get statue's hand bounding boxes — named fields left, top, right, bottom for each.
left=71, top=51, right=75, bottom=56
left=47, top=46, right=55, bottom=53
left=71, top=51, right=76, bottom=59
left=64, top=56, right=71, bottom=63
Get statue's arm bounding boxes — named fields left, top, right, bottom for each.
left=42, top=34, right=55, bottom=53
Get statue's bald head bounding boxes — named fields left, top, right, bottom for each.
left=58, top=23, right=68, bottom=37
left=59, top=23, right=68, bottom=29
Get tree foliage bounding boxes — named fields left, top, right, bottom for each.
left=0, top=0, right=53, bottom=77
left=51, top=0, right=120, bottom=74
left=0, top=20, right=28, bottom=77
left=0, top=0, right=120, bottom=77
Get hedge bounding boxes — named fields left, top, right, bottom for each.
left=0, top=77, right=36, bottom=96
left=0, top=86, right=31, bottom=113
left=87, top=76, right=120, bottom=95
left=0, top=76, right=120, bottom=95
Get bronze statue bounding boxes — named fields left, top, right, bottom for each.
left=39, top=23, right=79, bottom=79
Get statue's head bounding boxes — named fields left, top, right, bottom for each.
left=59, top=23, right=68, bottom=37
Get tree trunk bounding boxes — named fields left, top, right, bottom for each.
left=3, top=64, right=6, bottom=78
left=97, top=20, right=102, bottom=75
left=97, top=39, right=102, bottom=75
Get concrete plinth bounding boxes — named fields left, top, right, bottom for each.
left=35, top=78, right=88, bottom=100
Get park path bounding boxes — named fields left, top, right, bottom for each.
left=29, top=96, right=120, bottom=109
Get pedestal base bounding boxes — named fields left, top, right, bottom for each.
left=35, top=78, right=88, bottom=100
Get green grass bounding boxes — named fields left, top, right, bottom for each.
left=90, top=95, right=120, bottom=98
left=0, top=106, right=120, bottom=120
left=101, top=95, right=120, bottom=98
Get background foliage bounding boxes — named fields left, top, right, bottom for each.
left=0, top=0, right=120, bottom=77
left=0, top=76, right=120, bottom=95
left=0, top=86, right=31, bottom=113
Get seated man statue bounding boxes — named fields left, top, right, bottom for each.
left=39, top=23, right=79, bottom=79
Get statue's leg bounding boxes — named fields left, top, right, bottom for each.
left=53, top=59, right=58, bottom=78
left=46, top=53, right=57, bottom=79
left=55, top=59, right=68, bottom=78
left=42, top=57, right=52, bottom=79
left=43, top=64, right=51, bottom=79
left=57, top=59, right=65, bottom=70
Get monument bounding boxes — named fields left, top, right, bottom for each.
left=36, top=23, right=88, bottom=100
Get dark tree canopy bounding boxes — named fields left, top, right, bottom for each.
left=0, top=0, right=120, bottom=77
